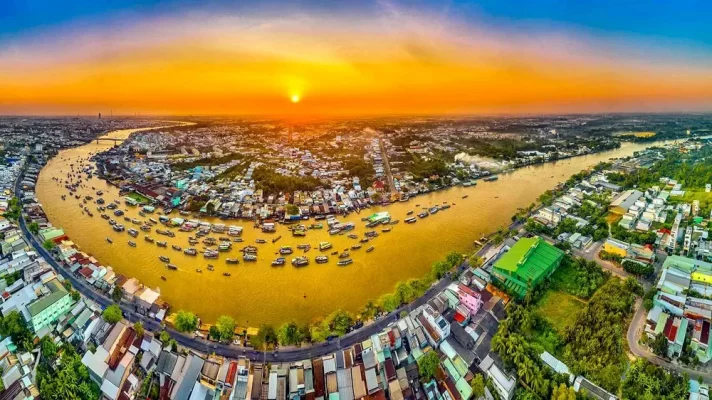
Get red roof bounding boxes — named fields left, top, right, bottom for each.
left=703, top=321, right=711, bottom=346
left=225, top=362, right=238, bottom=386
left=453, top=312, right=466, bottom=324
left=79, top=267, right=93, bottom=278
left=663, top=318, right=677, bottom=342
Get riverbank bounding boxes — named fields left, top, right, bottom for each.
left=34, top=125, right=685, bottom=325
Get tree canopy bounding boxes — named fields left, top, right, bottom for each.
left=102, top=304, right=123, bottom=324
left=215, top=315, right=237, bottom=342
left=417, top=351, right=440, bottom=381
left=174, top=310, right=199, bottom=332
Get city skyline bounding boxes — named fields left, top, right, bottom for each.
left=2, top=0, right=712, bottom=116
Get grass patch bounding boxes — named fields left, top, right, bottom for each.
left=671, top=190, right=712, bottom=210
left=535, top=290, right=586, bottom=334
left=127, top=192, right=150, bottom=204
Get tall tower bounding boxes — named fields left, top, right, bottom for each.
left=98, top=112, right=102, bottom=120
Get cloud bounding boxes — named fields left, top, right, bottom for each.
left=1, top=5, right=711, bottom=115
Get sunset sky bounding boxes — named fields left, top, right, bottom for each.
left=2, top=0, right=712, bottom=116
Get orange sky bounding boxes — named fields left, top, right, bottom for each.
left=1, top=12, right=712, bottom=115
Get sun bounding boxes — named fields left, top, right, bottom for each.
left=291, top=94, right=300, bottom=103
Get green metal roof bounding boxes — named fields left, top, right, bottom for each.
left=27, top=280, right=69, bottom=317
left=493, top=237, right=564, bottom=297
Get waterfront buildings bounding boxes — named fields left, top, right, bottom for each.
left=491, top=236, right=564, bottom=299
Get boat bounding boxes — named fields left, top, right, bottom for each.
left=390, top=220, right=399, bottom=225
left=351, top=244, right=362, bottom=250
left=328, top=228, right=341, bottom=235
left=315, top=256, right=329, bottom=264
left=106, top=237, right=112, bottom=244
left=319, top=242, right=332, bottom=251
left=127, top=228, right=138, bottom=237
left=255, top=239, right=266, bottom=244
left=337, top=259, right=353, bottom=266
left=279, top=246, right=293, bottom=255
left=218, top=242, right=232, bottom=252
left=429, top=206, right=439, bottom=214
left=144, top=235, right=154, bottom=243
left=272, top=235, right=282, bottom=243
left=128, top=241, right=136, bottom=247
left=441, top=204, right=451, bottom=210
left=140, top=225, right=151, bottom=232
left=184, top=248, right=197, bottom=256
left=196, top=269, right=202, bottom=273
left=366, top=246, right=374, bottom=252
left=243, top=254, right=257, bottom=262
left=296, top=244, right=311, bottom=250
left=159, top=256, right=170, bottom=263
left=462, top=195, right=468, bottom=199
left=291, top=256, right=309, bottom=267
left=418, top=212, right=429, bottom=218
left=405, top=217, right=417, bottom=223
left=310, top=223, right=323, bottom=229
left=242, top=246, right=258, bottom=254
left=204, top=250, right=219, bottom=259
left=360, top=238, right=369, bottom=243
left=149, top=218, right=158, bottom=224
left=331, top=251, right=338, bottom=255
left=484, top=175, right=498, bottom=181
left=271, top=257, right=286, bottom=266
left=172, top=245, right=182, bottom=251
left=365, top=231, right=379, bottom=238
left=132, top=218, right=141, bottom=224
left=347, top=234, right=358, bottom=239
left=226, top=258, right=240, bottom=264
left=207, top=265, right=214, bottom=271
left=161, top=276, right=167, bottom=281
left=223, top=272, right=231, bottom=277
left=157, top=241, right=167, bottom=247
left=339, top=252, right=350, bottom=259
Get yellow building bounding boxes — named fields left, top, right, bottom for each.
left=602, top=238, right=629, bottom=257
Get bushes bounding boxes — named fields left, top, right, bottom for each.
left=622, top=260, right=654, bottom=277
left=550, top=256, right=609, bottom=299
left=562, top=279, right=638, bottom=393
left=622, top=359, right=688, bottom=400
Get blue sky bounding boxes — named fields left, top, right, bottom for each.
left=2, top=0, right=711, bottom=48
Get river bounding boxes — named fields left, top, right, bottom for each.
left=35, top=125, right=671, bottom=326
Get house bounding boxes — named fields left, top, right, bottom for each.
left=491, top=236, right=564, bottom=299
left=602, top=239, right=628, bottom=258
left=478, top=354, right=515, bottom=400
left=572, top=376, right=617, bottom=400
left=609, top=190, right=643, bottom=214
left=26, top=278, right=73, bottom=332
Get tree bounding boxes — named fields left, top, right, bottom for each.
left=111, top=286, right=123, bottom=303
left=1, top=311, right=33, bottom=348
left=470, top=375, right=485, bottom=399
left=28, top=222, right=40, bottom=234
left=215, top=315, right=237, bottom=342
left=252, top=325, right=278, bottom=350
left=327, top=310, right=353, bottom=336
left=651, top=333, right=669, bottom=357
left=174, top=310, right=199, bottom=332
left=551, top=383, right=576, bottom=400
left=285, top=204, right=299, bottom=216
left=278, top=322, right=303, bottom=346
left=417, top=351, right=440, bottom=381
left=39, top=336, right=59, bottom=367
left=37, top=347, right=101, bottom=400
left=133, top=321, right=145, bottom=337
left=159, top=330, right=171, bottom=344
left=209, top=326, right=221, bottom=341
left=42, top=240, right=56, bottom=251
left=102, top=304, right=123, bottom=324
left=70, top=290, right=80, bottom=302
left=378, top=293, right=400, bottom=312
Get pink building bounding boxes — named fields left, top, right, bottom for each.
left=457, top=284, right=484, bottom=315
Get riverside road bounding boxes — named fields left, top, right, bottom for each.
left=15, top=173, right=453, bottom=362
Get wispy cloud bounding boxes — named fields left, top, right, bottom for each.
left=1, top=4, right=711, bottom=115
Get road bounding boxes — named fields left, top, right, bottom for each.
left=14, top=173, right=453, bottom=362
left=627, top=298, right=712, bottom=382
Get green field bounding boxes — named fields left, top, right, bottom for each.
left=127, top=192, right=150, bottom=204
left=535, top=290, right=586, bottom=334
left=671, top=190, right=712, bottom=210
